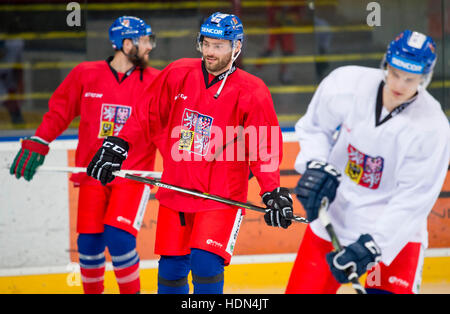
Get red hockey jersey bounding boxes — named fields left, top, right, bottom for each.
left=120, top=58, right=282, bottom=212
left=35, top=58, right=160, bottom=185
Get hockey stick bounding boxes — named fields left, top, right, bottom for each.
left=36, top=166, right=162, bottom=179
left=113, top=172, right=309, bottom=224
left=318, top=197, right=367, bottom=295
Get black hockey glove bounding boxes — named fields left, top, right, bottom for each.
left=295, top=160, right=341, bottom=222
left=326, top=234, right=381, bottom=284
left=262, top=187, right=294, bottom=229
left=87, top=136, right=129, bottom=186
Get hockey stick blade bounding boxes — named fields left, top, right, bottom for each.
left=114, top=172, right=308, bottom=224
left=318, top=197, right=367, bottom=295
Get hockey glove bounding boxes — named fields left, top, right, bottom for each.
left=262, top=187, right=294, bottom=229
left=326, top=234, right=381, bottom=284
left=295, top=160, right=341, bottom=222
left=10, top=136, right=49, bottom=181
left=87, top=136, right=129, bottom=186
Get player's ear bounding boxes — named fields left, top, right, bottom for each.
left=122, top=38, right=133, bottom=54
left=233, top=40, right=242, bottom=55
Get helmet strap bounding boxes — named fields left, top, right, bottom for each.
left=214, top=41, right=241, bottom=99
left=419, top=72, right=433, bottom=89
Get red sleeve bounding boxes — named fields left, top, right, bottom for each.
left=120, top=63, right=175, bottom=155
left=244, top=82, right=282, bottom=195
left=119, top=84, right=151, bottom=148
left=34, top=64, right=83, bottom=142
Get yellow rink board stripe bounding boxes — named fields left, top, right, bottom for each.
left=0, top=256, right=448, bottom=294
left=0, top=52, right=383, bottom=71
left=1, top=80, right=449, bottom=103
left=0, top=24, right=370, bottom=41
left=0, top=52, right=384, bottom=70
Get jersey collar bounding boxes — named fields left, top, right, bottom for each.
left=375, top=81, right=418, bottom=127
left=106, top=56, right=140, bottom=84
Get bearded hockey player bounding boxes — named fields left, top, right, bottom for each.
left=87, top=12, right=294, bottom=294
left=10, top=16, right=160, bottom=294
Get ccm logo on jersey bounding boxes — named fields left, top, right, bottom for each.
left=84, top=92, right=103, bottom=98
left=174, top=93, right=188, bottom=101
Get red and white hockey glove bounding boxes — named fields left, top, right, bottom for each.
left=10, top=136, right=49, bottom=181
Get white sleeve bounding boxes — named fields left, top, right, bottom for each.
left=372, top=128, right=450, bottom=266
left=294, top=72, right=352, bottom=174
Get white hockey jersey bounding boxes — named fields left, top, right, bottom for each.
left=294, top=65, right=450, bottom=265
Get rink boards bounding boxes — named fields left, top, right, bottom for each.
left=0, top=133, right=449, bottom=293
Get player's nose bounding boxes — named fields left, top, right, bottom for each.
left=144, top=41, right=153, bottom=52
left=391, top=76, right=406, bottom=91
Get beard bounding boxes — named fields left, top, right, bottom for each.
left=203, top=52, right=232, bottom=74
left=127, top=46, right=149, bottom=68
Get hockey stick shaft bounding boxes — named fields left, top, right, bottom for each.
left=318, top=197, right=367, bottom=295
left=37, top=166, right=162, bottom=179
left=114, top=172, right=308, bottom=224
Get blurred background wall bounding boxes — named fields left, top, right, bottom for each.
left=0, top=0, right=449, bottom=136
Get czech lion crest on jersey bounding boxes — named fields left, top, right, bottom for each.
left=345, top=144, right=384, bottom=189
left=98, top=104, right=132, bottom=138
left=179, top=108, right=213, bottom=156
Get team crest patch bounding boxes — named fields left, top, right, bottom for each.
left=345, top=144, right=384, bottom=189
left=98, top=104, right=132, bottom=138
left=179, top=108, right=213, bottom=156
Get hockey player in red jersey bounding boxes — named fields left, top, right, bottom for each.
left=10, top=16, right=160, bottom=294
left=87, top=12, right=294, bottom=294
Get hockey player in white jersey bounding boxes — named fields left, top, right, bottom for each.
left=285, top=30, right=450, bottom=294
